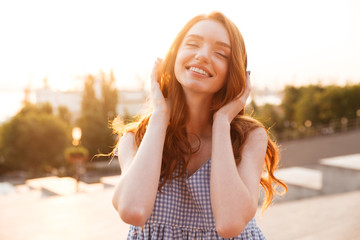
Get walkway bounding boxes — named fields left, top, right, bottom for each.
left=1, top=185, right=359, bottom=239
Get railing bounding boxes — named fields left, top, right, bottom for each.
left=277, top=117, right=360, bottom=141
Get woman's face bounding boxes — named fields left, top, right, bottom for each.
left=174, top=20, right=231, bottom=95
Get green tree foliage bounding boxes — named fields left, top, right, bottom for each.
left=282, top=83, right=360, bottom=127
left=78, top=73, right=118, bottom=160
left=39, top=102, right=53, bottom=115
left=345, top=84, right=360, bottom=117
left=251, top=83, right=360, bottom=141
left=318, top=85, right=360, bottom=123
left=294, top=85, right=323, bottom=126
left=282, top=86, right=301, bottom=123
left=1, top=103, right=70, bottom=175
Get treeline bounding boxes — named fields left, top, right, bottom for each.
left=251, top=84, right=360, bottom=140
left=0, top=72, right=118, bottom=177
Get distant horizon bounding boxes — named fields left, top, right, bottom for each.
left=2, top=76, right=359, bottom=123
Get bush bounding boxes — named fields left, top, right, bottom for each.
left=65, top=146, right=89, bottom=163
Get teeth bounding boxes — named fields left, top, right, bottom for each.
left=189, top=67, right=210, bottom=77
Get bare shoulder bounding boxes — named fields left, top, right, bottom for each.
left=117, top=132, right=137, bottom=172
left=118, top=131, right=135, bottom=149
left=247, top=127, right=268, bottom=144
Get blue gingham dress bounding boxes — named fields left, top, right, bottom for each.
left=127, top=159, right=266, bottom=239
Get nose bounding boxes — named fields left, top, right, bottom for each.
left=195, top=46, right=210, bottom=63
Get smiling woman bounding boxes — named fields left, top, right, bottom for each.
left=111, top=11, right=286, bottom=239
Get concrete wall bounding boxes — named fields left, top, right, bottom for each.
left=279, top=130, right=360, bottom=168
left=321, top=165, right=360, bottom=194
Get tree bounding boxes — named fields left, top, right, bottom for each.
left=1, top=104, right=70, bottom=175
left=282, top=86, right=301, bottom=123
left=317, top=84, right=360, bottom=124
left=39, top=102, right=53, bottom=115
left=317, top=85, right=345, bottom=123
left=58, top=105, right=72, bottom=125
left=78, top=73, right=118, bottom=160
left=294, top=85, right=323, bottom=126
left=100, top=71, right=118, bottom=154
left=101, top=70, right=118, bottom=120
left=78, top=75, right=104, bottom=159
left=343, top=84, right=360, bottom=119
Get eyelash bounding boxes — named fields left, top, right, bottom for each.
left=186, top=42, right=199, bottom=47
left=215, top=52, right=228, bottom=59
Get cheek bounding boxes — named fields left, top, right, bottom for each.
left=174, top=50, right=188, bottom=80
left=215, top=61, right=229, bottom=82
left=174, top=56, right=182, bottom=81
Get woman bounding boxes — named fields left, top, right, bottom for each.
left=112, top=11, right=286, bottom=239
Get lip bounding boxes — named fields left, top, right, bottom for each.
left=186, top=63, right=213, bottom=77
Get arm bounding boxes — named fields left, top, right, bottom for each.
left=211, top=123, right=267, bottom=238
left=210, top=72, right=267, bottom=238
left=112, top=59, right=170, bottom=226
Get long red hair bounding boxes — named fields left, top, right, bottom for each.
left=113, top=12, right=286, bottom=212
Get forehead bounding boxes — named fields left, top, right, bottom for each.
left=185, top=20, right=230, bottom=46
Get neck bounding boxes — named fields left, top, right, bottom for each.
left=184, top=91, right=213, bottom=138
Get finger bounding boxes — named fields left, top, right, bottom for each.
left=233, top=71, right=251, bottom=101
left=151, top=58, right=160, bottom=84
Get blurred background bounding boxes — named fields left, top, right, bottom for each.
left=0, top=0, right=359, bottom=239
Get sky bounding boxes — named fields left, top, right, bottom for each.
left=0, top=0, right=360, bottom=121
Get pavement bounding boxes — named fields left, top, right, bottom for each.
left=1, top=183, right=359, bottom=240
left=257, top=190, right=360, bottom=240
left=0, top=187, right=128, bottom=240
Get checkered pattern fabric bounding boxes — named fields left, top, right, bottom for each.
left=127, top=159, right=266, bottom=239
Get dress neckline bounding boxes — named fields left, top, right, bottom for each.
left=185, top=158, right=211, bottom=179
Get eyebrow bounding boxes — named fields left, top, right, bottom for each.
left=186, top=34, right=231, bottom=49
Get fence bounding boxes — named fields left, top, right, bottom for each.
left=277, top=117, right=360, bottom=141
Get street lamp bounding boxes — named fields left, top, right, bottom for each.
left=70, top=127, right=85, bottom=192
left=72, top=127, right=82, bottom=146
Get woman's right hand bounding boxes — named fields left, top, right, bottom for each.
left=151, top=58, right=171, bottom=118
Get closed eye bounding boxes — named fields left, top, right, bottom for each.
left=215, top=52, right=229, bottom=59
left=186, top=43, right=199, bottom=47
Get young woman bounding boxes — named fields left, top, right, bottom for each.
left=112, top=12, right=286, bottom=239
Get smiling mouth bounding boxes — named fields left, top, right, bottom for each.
left=187, top=66, right=213, bottom=77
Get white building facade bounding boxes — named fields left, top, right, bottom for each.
left=35, top=87, right=149, bottom=120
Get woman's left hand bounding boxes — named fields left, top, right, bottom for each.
left=214, top=71, right=251, bottom=123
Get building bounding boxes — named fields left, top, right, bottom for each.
left=35, top=87, right=149, bottom=121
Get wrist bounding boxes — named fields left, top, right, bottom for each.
left=150, top=110, right=170, bottom=125
left=213, top=112, right=231, bottom=125
left=212, top=114, right=231, bottom=130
